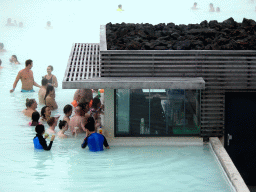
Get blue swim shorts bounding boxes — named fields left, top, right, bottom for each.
left=21, top=89, right=35, bottom=93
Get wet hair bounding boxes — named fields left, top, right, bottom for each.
left=41, top=106, right=50, bottom=119
left=85, top=117, right=95, bottom=132
left=35, top=124, right=45, bottom=135
left=78, top=102, right=89, bottom=113
left=58, top=120, right=67, bottom=129
left=48, top=65, right=53, bottom=71
left=32, top=111, right=40, bottom=122
left=25, top=59, right=33, bottom=67
left=44, top=85, right=54, bottom=102
left=92, top=97, right=101, bottom=109
left=26, top=98, right=36, bottom=108
left=194, top=2, right=197, bottom=5
left=118, top=4, right=122, bottom=8
left=12, top=55, right=18, bottom=62
left=63, top=104, right=72, bottom=114
left=41, top=78, right=48, bottom=86
left=0, top=43, right=3, bottom=49
left=47, top=117, right=55, bottom=126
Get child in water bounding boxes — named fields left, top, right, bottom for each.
left=29, top=111, right=41, bottom=126
left=33, top=124, right=55, bottom=150
left=81, top=117, right=110, bottom=152
left=58, top=120, right=68, bottom=138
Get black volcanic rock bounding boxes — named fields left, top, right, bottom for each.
left=106, top=18, right=256, bottom=50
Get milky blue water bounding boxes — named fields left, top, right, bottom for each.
left=1, top=0, right=254, bottom=191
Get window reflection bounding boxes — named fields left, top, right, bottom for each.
left=115, top=89, right=200, bottom=136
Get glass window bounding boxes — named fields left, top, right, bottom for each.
left=115, top=89, right=200, bottom=136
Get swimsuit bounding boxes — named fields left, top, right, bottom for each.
left=33, top=134, right=53, bottom=150
left=21, top=89, right=35, bottom=92
left=81, top=133, right=109, bottom=152
left=45, top=75, right=53, bottom=84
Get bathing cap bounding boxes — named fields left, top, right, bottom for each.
left=71, top=100, right=78, bottom=107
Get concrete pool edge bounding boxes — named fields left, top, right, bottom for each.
left=210, top=137, right=250, bottom=192
left=106, top=136, right=203, bottom=146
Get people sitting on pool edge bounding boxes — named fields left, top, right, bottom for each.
left=191, top=2, right=198, bottom=10
left=47, top=117, right=58, bottom=134
left=44, top=85, right=58, bottom=110
left=69, top=103, right=89, bottom=135
left=81, top=117, right=110, bottom=152
left=209, top=3, right=215, bottom=12
left=38, top=78, right=48, bottom=104
left=9, top=55, right=20, bottom=64
left=22, top=98, right=38, bottom=117
left=117, top=4, right=124, bottom=12
left=10, top=59, right=41, bottom=93
left=33, top=124, right=55, bottom=150
left=63, top=104, right=73, bottom=125
left=0, top=43, right=7, bottom=52
left=58, top=120, right=68, bottom=138
left=44, top=65, right=58, bottom=88
left=29, top=111, right=41, bottom=126
left=45, top=21, right=53, bottom=29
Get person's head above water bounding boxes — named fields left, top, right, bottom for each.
left=92, top=97, right=101, bottom=109
left=78, top=102, right=89, bottom=115
left=26, top=98, right=37, bottom=109
left=47, top=65, right=53, bottom=74
left=41, top=106, right=51, bottom=119
left=35, top=124, right=45, bottom=135
left=47, top=21, right=51, bottom=27
left=25, top=59, right=33, bottom=69
left=7, top=18, right=11, bottom=24
left=59, top=120, right=67, bottom=129
left=63, top=104, right=72, bottom=115
left=194, top=2, right=197, bottom=6
left=44, top=85, right=54, bottom=101
left=32, top=111, right=40, bottom=122
left=118, top=4, right=122, bottom=9
left=209, top=3, right=213, bottom=7
left=216, top=7, right=220, bottom=12
left=85, top=117, right=95, bottom=132
left=11, top=55, right=18, bottom=62
left=47, top=117, right=56, bottom=127
left=41, top=78, right=48, bottom=86
left=0, top=43, right=4, bottom=50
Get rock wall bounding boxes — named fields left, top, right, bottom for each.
left=106, top=18, right=256, bottom=50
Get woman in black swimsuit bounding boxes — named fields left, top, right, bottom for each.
left=44, top=65, right=58, bottom=88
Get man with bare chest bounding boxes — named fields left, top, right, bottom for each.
left=10, top=59, right=41, bottom=93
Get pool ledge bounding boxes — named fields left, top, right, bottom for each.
left=210, top=137, right=250, bottom=192
left=106, top=136, right=203, bottom=146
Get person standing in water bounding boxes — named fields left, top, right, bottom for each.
left=209, top=3, right=215, bottom=12
left=44, top=65, right=58, bottom=88
left=117, top=4, right=124, bottom=12
left=191, top=2, right=198, bottom=10
left=22, top=98, right=38, bottom=117
left=38, top=78, right=48, bottom=104
left=44, top=85, right=58, bottom=110
left=0, top=59, right=3, bottom=69
left=33, top=124, right=55, bottom=151
left=0, top=43, right=7, bottom=52
left=9, top=55, right=20, bottom=64
left=10, top=59, right=41, bottom=93
left=5, top=18, right=15, bottom=26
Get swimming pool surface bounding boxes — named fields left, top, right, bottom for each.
left=1, top=0, right=254, bottom=191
